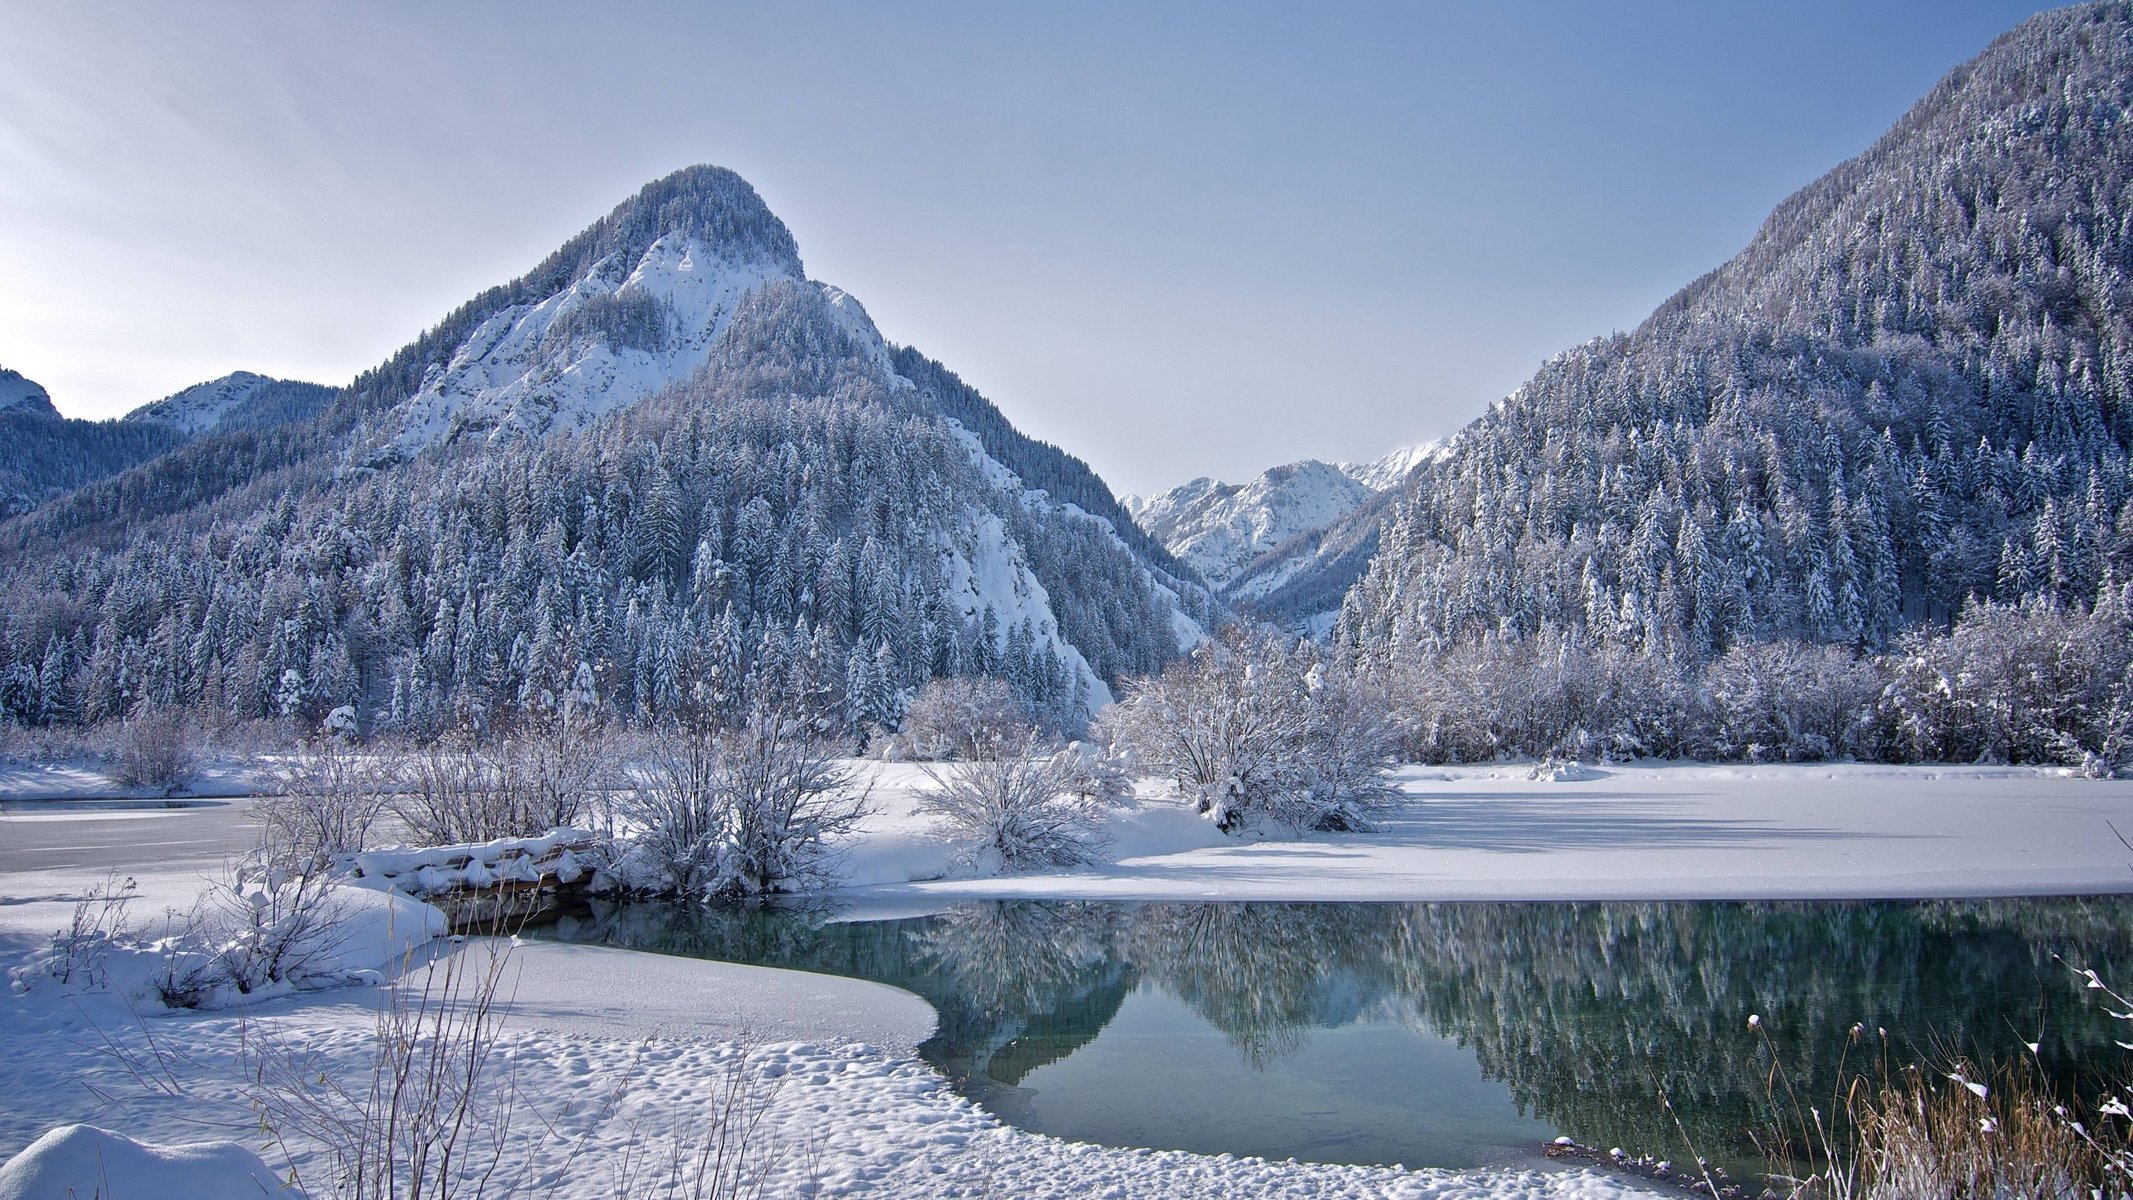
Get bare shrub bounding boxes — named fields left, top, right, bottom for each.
left=605, top=1050, right=798, bottom=1200
left=616, top=705, right=869, bottom=900
left=396, top=736, right=509, bottom=846
left=896, top=677, right=1035, bottom=761
left=243, top=940, right=799, bottom=1200
left=493, top=723, right=608, bottom=831
left=246, top=942, right=515, bottom=1199
left=112, top=707, right=195, bottom=791
left=393, top=725, right=609, bottom=846
left=919, top=731, right=1110, bottom=871
left=259, top=740, right=393, bottom=869
left=22, top=873, right=136, bottom=990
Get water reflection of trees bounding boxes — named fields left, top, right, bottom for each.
left=908, top=901, right=1133, bottom=1089
left=546, top=897, right=2133, bottom=1169
left=1129, top=904, right=1374, bottom=1067
left=1125, top=899, right=2133, bottom=1164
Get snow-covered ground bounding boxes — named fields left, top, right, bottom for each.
left=4, top=760, right=2128, bottom=1196
left=841, top=761, right=2133, bottom=902
left=0, top=851, right=1643, bottom=1198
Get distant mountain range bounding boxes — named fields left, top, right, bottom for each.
left=1124, top=444, right=1437, bottom=623
left=0, top=167, right=1210, bottom=733
left=0, top=367, right=331, bottom=517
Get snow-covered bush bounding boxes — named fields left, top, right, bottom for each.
left=612, top=706, right=868, bottom=899
left=392, top=723, right=609, bottom=846
left=617, top=726, right=726, bottom=897
left=1696, top=640, right=1879, bottom=761
left=893, top=676, right=1036, bottom=760
left=1372, top=632, right=1690, bottom=764
left=918, top=732, right=1111, bottom=871
left=1101, top=625, right=1399, bottom=833
left=1057, top=738, right=1135, bottom=806
left=155, top=864, right=420, bottom=1008
left=1351, top=593, right=2133, bottom=769
left=111, top=706, right=194, bottom=791
left=711, top=706, right=870, bottom=898
left=1878, top=597, right=2133, bottom=770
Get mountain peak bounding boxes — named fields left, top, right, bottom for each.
left=377, top=165, right=815, bottom=451
left=584, top=165, right=802, bottom=278
left=0, top=368, right=58, bottom=419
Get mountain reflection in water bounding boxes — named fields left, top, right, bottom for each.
left=536, top=897, right=2133, bottom=1174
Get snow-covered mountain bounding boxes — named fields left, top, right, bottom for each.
left=1127, top=462, right=1373, bottom=591
left=0, top=370, right=333, bottom=518
left=0, top=370, right=198, bottom=516
left=0, top=166, right=1211, bottom=733
left=123, top=371, right=332, bottom=436
left=0, top=368, right=57, bottom=418
left=1336, top=442, right=1436, bottom=492
left=1340, top=1, right=2133, bottom=662
left=1126, top=442, right=1435, bottom=604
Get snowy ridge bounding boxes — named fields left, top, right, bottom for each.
left=389, top=234, right=792, bottom=452
left=121, top=371, right=277, bottom=434
left=0, top=369, right=56, bottom=418
left=1338, top=439, right=1442, bottom=491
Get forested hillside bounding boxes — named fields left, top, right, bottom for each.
left=1340, top=3, right=2133, bottom=660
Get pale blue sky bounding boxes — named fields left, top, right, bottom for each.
left=0, top=1, right=2065, bottom=495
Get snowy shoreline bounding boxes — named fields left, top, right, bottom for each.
left=4, top=760, right=2130, bottom=1196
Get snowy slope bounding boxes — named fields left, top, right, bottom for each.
left=119, top=371, right=311, bottom=434
left=387, top=234, right=793, bottom=452
left=0, top=369, right=56, bottom=418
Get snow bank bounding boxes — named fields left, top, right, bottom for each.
left=0, top=1124, right=294, bottom=1200
left=839, top=763, right=1234, bottom=890
left=351, top=828, right=596, bottom=897
left=10, top=874, right=446, bottom=1012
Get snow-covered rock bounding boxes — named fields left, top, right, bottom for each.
left=1337, top=440, right=1440, bottom=492
left=386, top=233, right=793, bottom=453
left=0, top=369, right=56, bottom=419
